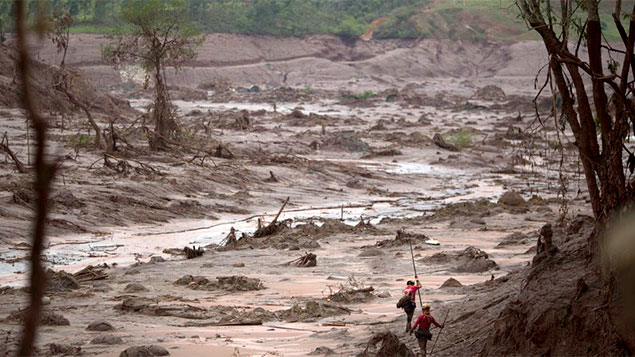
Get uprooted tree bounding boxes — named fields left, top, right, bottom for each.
left=517, top=0, right=635, bottom=227
left=102, top=0, right=204, bottom=150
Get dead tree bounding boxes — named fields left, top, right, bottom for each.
left=15, top=0, right=59, bottom=354
left=55, top=70, right=105, bottom=150
left=1, top=133, right=26, bottom=173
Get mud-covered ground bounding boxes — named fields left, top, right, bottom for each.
left=0, top=35, right=598, bottom=356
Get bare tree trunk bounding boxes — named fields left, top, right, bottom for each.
left=15, top=0, right=58, bottom=355
left=150, top=63, right=174, bottom=150
left=58, top=80, right=104, bottom=150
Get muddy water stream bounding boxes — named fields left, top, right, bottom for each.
left=0, top=157, right=506, bottom=286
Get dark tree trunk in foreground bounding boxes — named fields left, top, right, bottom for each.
left=15, top=0, right=58, bottom=354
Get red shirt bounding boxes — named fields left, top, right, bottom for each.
left=403, top=286, right=420, bottom=302
left=412, top=313, right=442, bottom=331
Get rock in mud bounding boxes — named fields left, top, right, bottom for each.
left=495, top=232, right=533, bottom=248
left=358, top=248, right=384, bottom=257
left=498, top=191, right=526, bottom=206
left=46, top=268, right=80, bottom=292
left=472, top=85, right=507, bottom=101
left=456, top=247, right=498, bottom=273
left=124, top=283, right=149, bottom=293
left=433, top=133, right=459, bottom=152
left=174, top=275, right=264, bottom=291
left=49, top=343, right=81, bottom=356
left=86, top=320, right=114, bottom=331
left=119, top=345, right=170, bottom=357
left=440, top=277, right=463, bottom=288
left=91, top=334, right=123, bottom=345
left=149, top=256, right=165, bottom=263
left=358, top=330, right=415, bottom=357
left=309, top=346, right=337, bottom=355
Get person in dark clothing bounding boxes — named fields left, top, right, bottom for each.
left=410, top=303, right=443, bottom=357
left=403, top=277, right=421, bottom=332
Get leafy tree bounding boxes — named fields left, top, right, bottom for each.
left=102, top=0, right=204, bottom=150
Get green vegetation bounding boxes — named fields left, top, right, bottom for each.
left=68, top=133, right=93, bottom=149
left=443, top=129, right=473, bottom=149
left=347, top=90, right=377, bottom=101
left=0, top=0, right=627, bottom=41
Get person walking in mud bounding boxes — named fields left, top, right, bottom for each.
left=410, top=303, right=444, bottom=357
left=402, top=277, right=421, bottom=332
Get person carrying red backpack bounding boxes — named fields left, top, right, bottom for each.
left=402, top=277, right=421, bottom=332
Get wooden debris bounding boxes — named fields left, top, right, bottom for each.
left=253, top=197, right=289, bottom=238
left=264, top=170, right=279, bottom=183
left=284, top=252, right=317, bottom=267
left=73, top=264, right=109, bottom=282
left=184, top=246, right=204, bottom=259
left=218, top=227, right=238, bottom=248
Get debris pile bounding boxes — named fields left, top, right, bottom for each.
left=278, top=301, right=353, bottom=323
left=375, top=229, right=436, bottom=248
left=5, top=309, right=70, bottom=326
left=321, top=132, right=370, bottom=152
left=327, top=286, right=375, bottom=303
left=73, top=264, right=109, bottom=282
left=184, top=246, right=205, bottom=259
left=46, top=268, right=80, bottom=292
left=174, top=275, right=264, bottom=291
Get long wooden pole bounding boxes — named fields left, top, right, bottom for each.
left=430, top=308, right=450, bottom=356
left=408, top=239, right=424, bottom=308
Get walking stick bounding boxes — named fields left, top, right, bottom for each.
left=408, top=240, right=424, bottom=309
left=429, top=308, right=450, bottom=356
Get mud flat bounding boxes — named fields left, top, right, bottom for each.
left=0, top=36, right=594, bottom=355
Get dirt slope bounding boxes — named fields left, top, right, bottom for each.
left=27, top=34, right=550, bottom=92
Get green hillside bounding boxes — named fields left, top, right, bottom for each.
left=0, top=0, right=630, bottom=41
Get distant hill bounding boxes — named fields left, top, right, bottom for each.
left=0, top=0, right=627, bottom=42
